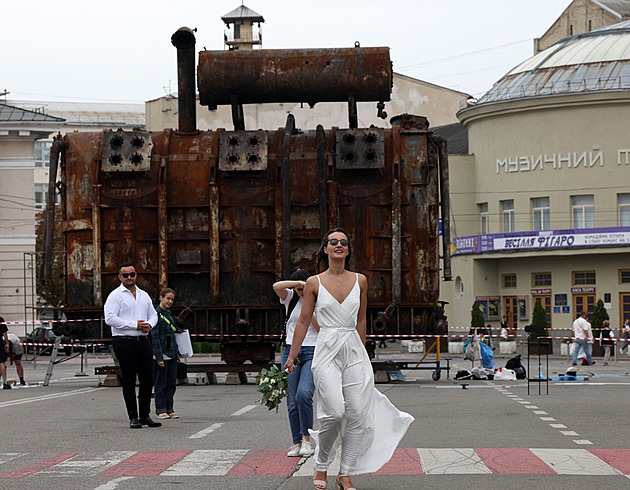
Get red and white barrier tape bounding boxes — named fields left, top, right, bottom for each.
left=21, top=342, right=106, bottom=348
left=0, top=318, right=103, bottom=326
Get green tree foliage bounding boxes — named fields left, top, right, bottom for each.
left=470, top=301, right=485, bottom=329
left=529, top=300, right=549, bottom=339
left=591, top=298, right=610, bottom=336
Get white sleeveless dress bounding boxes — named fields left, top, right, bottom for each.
left=309, top=274, right=414, bottom=475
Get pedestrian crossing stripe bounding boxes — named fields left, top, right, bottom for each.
left=1, top=448, right=629, bottom=478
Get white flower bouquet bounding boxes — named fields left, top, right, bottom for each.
left=255, top=360, right=298, bottom=413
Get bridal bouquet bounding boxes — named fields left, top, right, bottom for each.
left=255, top=360, right=298, bottom=413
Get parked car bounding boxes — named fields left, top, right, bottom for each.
left=25, top=327, right=73, bottom=355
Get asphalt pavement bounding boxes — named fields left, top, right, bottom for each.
left=1, top=345, right=629, bottom=489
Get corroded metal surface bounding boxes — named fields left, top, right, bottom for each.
left=58, top=116, right=449, bottom=349
left=198, top=47, right=392, bottom=109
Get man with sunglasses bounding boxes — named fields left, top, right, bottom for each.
left=104, top=263, right=161, bottom=429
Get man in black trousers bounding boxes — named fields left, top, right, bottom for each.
left=104, top=263, right=161, bottom=429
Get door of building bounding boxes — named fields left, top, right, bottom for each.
left=620, top=293, right=630, bottom=326
left=503, top=296, right=518, bottom=335
left=573, top=294, right=596, bottom=319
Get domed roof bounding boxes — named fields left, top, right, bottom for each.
left=478, top=20, right=630, bottom=104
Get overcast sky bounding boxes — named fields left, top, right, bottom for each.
left=2, top=0, right=572, bottom=104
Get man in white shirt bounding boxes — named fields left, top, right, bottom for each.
left=571, top=311, right=595, bottom=366
left=104, top=263, right=160, bottom=429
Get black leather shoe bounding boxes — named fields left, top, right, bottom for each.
left=130, top=417, right=142, bottom=429
left=139, top=417, right=162, bottom=427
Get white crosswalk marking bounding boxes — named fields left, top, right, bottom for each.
left=418, top=448, right=492, bottom=474
left=531, top=448, right=621, bottom=475
left=38, top=451, right=136, bottom=476
left=162, top=450, right=249, bottom=476
left=1, top=448, right=628, bottom=478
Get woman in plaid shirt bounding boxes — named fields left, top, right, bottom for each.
left=151, top=288, right=180, bottom=419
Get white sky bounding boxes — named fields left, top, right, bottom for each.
left=2, top=0, right=572, bottom=104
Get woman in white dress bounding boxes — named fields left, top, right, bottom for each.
left=284, top=228, right=414, bottom=490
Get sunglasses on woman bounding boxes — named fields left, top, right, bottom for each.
left=327, top=238, right=349, bottom=247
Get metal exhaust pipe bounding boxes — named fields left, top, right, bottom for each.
left=171, top=27, right=197, bottom=133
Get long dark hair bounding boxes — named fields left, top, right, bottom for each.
left=316, top=227, right=352, bottom=273
left=290, top=269, right=311, bottom=281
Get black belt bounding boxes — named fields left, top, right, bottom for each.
left=113, top=335, right=149, bottom=341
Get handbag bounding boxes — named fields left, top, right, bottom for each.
left=174, top=329, right=193, bottom=358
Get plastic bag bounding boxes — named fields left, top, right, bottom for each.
left=175, top=330, right=193, bottom=358
left=494, top=367, right=516, bottom=380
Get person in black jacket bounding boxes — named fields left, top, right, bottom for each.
left=151, top=288, right=180, bottom=419
left=599, top=320, right=614, bottom=366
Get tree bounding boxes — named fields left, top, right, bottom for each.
left=591, top=298, right=609, bottom=337
left=529, top=300, right=549, bottom=339
left=470, top=301, right=485, bottom=329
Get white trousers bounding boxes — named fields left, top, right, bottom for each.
left=313, top=339, right=374, bottom=474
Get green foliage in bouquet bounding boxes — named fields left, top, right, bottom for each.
left=255, top=359, right=299, bottom=413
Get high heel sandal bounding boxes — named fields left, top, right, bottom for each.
left=336, top=474, right=357, bottom=490
left=313, top=470, right=327, bottom=489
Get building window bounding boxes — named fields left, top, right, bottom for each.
left=502, top=274, right=517, bottom=288
left=501, top=200, right=514, bottom=232
left=479, top=202, right=489, bottom=234
left=572, top=195, right=595, bottom=228
left=620, top=270, right=630, bottom=284
left=475, top=296, right=500, bottom=320
left=35, top=184, right=47, bottom=210
left=35, top=141, right=52, bottom=168
left=532, top=197, right=550, bottom=231
left=619, top=194, right=630, bottom=226
left=573, top=270, right=596, bottom=285
left=34, top=183, right=60, bottom=210
left=532, top=272, right=552, bottom=287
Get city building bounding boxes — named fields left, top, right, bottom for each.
left=535, top=0, right=630, bottom=53
left=438, top=18, right=630, bottom=337
left=0, top=100, right=144, bottom=321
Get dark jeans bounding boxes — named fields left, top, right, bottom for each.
left=154, top=359, right=177, bottom=414
left=112, top=337, right=154, bottom=420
